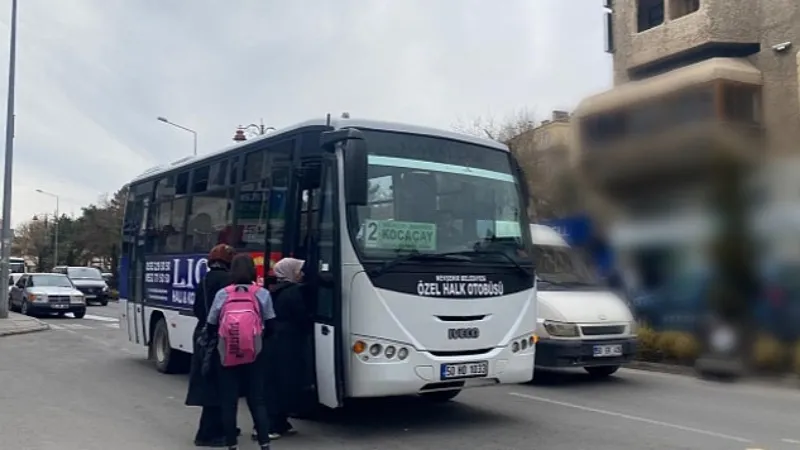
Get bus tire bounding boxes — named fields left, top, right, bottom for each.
left=151, top=318, right=188, bottom=374
left=584, top=365, right=619, bottom=378
left=421, top=389, right=461, bottom=402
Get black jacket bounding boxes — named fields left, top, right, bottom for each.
left=185, top=267, right=230, bottom=407
left=263, top=281, right=313, bottom=414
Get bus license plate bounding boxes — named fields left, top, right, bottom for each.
left=593, top=344, right=623, bottom=357
left=440, top=361, right=489, bottom=380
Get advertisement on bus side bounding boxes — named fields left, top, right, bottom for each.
left=140, top=251, right=280, bottom=310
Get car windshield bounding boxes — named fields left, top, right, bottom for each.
left=350, top=130, right=528, bottom=262
left=31, top=274, right=74, bottom=288
left=533, top=245, right=599, bottom=287
left=67, top=267, right=103, bottom=280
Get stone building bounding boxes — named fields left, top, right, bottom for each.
left=568, top=0, right=800, bottom=289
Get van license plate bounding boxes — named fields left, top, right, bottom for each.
left=440, top=361, right=489, bottom=380
left=593, top=345, right=623, bottom=357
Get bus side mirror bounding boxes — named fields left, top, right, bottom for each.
left=321, top=128, right=368, bottom=206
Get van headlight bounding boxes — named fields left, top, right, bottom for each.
left=543, top=320, right=580, bottom=337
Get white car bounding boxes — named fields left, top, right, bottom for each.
left=9, top=273, right=87, bottom=318
left=531, top=224, right=637, bottom=377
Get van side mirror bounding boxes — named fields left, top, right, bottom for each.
left=320, top=128, right=368, bottom=206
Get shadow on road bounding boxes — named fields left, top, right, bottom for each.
left=528, top=369, right=637, bottom=389
left=308, top=395, right=521, bottom=439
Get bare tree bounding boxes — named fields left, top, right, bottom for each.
left=455, top=109, right=578, bottom=222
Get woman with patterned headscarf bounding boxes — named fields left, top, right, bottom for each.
left=186, top=244, right=235, bottom=447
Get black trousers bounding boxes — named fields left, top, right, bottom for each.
left=218, top=359, right=271, bottom=447
left=195, top=406, right=223, bottom=442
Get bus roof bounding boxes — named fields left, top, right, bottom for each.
left=131, top=117, right=508, bottom=185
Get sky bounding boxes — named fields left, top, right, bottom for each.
left=0, top=0, right=612, bottom=227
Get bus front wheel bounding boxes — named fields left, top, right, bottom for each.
left=421, top=389, right=461, bottom=402
left=151, top=318, right=188, bottom=374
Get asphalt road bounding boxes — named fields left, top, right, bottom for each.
left=1, top=302, right=799, bottom=450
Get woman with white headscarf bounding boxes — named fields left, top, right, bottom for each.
left=256, top=257, right=310, bottom=441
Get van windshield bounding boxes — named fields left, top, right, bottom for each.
left=533, top=245, right=599, bottom=288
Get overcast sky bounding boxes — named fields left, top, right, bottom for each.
left=0, top=0, right=611, bottom=226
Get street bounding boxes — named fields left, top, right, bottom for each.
left=1, top=303, right=798, bottom=450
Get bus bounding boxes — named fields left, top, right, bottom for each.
left=118, top=116, right=538, bottom=409
left=9, top=257, right=26, bottom=273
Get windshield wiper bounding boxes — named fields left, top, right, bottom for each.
left=369, top=251, right=470, bottom=277
left=439, top=250, right=532, bottom=278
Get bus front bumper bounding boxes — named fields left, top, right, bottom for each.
left=347, top=343, right=535, bottom=398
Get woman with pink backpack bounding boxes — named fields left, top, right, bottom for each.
left=204, top=253, right=277, bottom=450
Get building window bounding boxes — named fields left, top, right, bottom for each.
left=670, top=0, right=700, bottom=20
left=722, top=84, right=761, bottom=124
left=637, top=0, right=664, bottom=32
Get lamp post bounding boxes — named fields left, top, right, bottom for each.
left=35, top=189, right=59, bottom=267
left=233, top=119, right=275, bottom=141
left=157, top=116, right=197, bottom=156
left=0, top=0, right=19, bottom=319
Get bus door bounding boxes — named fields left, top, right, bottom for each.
left=295, top=156, right=344, bottom=409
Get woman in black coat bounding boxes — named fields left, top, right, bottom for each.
left=259, top=257, right=312, bottom=439
left=185, top=244, right=235, bottom=447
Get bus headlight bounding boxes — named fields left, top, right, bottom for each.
left=511, top=333, right=537, bottom=353
left=543, top=320, right=580, bottom=337
left=352, top=338, right=411, bottom=362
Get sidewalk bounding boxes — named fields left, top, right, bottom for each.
left=0, top=312, right=50, bottom=337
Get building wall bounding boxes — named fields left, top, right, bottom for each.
left=609, top=0, right=800, bottom=153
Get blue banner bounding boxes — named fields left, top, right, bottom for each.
left=144, top=253, right=209, bottom=310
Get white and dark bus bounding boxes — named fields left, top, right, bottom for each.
left=9, top=257, right=27, bottom=273
left=119, top=117, right=537, bottom=408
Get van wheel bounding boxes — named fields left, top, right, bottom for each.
left=150, top=318, right=189, bottom=374
left=420, top=389, right=461, bottom=402
left=585, top=366, right=619, bottom=378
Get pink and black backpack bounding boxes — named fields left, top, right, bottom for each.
left=217, top=284, right=263, bottom=367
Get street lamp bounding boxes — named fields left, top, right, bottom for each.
left=0, top=0, right=19, bottom=319
left=157, top=116, right=198, bottom=156
left=35, top=189, right=59, bottom=267
left=232, top=119, right=275, bottom=141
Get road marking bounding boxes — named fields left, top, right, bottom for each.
left=783, top=438, right=800, bottom=444
left=48, top=324, right=65, bottom=330
left=508, top=392, right=753, bottom=444
left=82, top=314, right=119, bottom=322
left=103, top=323, right=119, bottom=329
left=63, top=323, right=92, bottom=330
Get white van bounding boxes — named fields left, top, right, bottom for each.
left=531, top=224, right=637, bottom=377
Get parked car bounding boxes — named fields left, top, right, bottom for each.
left=530, top=224, right=637, bottom=378
left=8, top=273, right=86, bottom=318
left=53, top=266, right=110, bottom=306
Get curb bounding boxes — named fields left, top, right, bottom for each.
left=0, top=320, right=50, bottom=338
left=627, top=360, right=800, bottom=388
left=627, top=360, right=697, bottom=376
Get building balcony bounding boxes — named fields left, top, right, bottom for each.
left=620, top=0, right=760, bottom=78
left=579, top=120, right=762, bottom=199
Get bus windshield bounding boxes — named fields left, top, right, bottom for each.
left=9, top=259, right=25, bottom=273
left=351, top=130, right=527, bottom=261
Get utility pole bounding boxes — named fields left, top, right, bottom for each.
left=0, top=0, right=18, bottom=319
